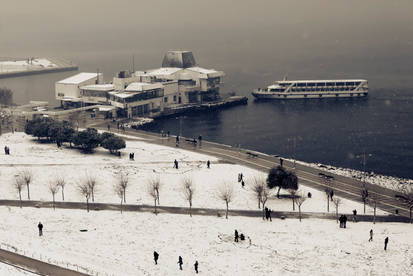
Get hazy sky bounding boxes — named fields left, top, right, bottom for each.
left=1, top=0, right=412, bottom=87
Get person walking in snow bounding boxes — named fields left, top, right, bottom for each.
left=268, top=208, right=272, bottom=221
left=384, top=237, right=389, bottom=250
left=176, top=135, right=180, bottom=147
left=330, top=190, right=334, bottom=201
left=38, top=222, right=43, bottom=236
left=265, top=207, right=269, bottom=220
left=153, top=251, right=159, bottom=264
left=194, top=260, right=199, bottom=273
left=280, top=158, right=283, bottom=167
left=207, top=160, right=210, bottom=169
left=234, top=230, right=239, bottom=242
left=343, top=215, right=348, bottom=228
left=369, top=229, right=373, bottom=242
left=178, top=256, right=183, bottom=270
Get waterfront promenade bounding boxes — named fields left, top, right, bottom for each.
left=96, top=122, right=412, bottom=220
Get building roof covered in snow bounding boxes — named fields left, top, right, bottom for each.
left=145, top=67, right=183, bottom=76
left=162, top=51, right=196, bottom=68
left=57, top=73, right=102, bottom=85
left=125, top=82, right=163, bottom=92
left=80, top=84, right=114, bottom=91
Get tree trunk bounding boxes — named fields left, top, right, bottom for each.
left=154, top=199, right=157, bottom=215
left=19, top=192, right=22, bottom=208
left=61, top=187, right=65, bottom=201
left=91, top=189, right=94, bottom=202
left=189, top=201, right=192, bottom=217
left=336, top=207, right=338, bottom=223
left=258, top=198, right=260, bottom=209
left=363, top=201, right=366, bottom=214
left=123, top=188, right=126, bottom=203
left=27, top=184, right=30, bottom=200
left=52, top=194, right=55, bottom=210
left=327, top=195, right=329, bottom=212
left=225, top=201, right=229, bottom=219
left=299, top=206, right=302, bottom=222
left=86, top=198, right=89, bottom=212
left=262, top=203, right=265, bottom=220
left=120, top=199, right=123, bottom=214
left=292, top=197, right=295, bottom=211
left=410, top=207, right=412, bottom=224
left=277, top=187, right=281, bottom=198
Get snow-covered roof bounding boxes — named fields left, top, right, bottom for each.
left=146, top=67, right=182, bottom=76
left=57, top=73, right=102, bottom=85
left=125, top=82, right=163, bottom=92
left=80, top=84, right=114, bottom=91
left=187, top=67, right=224, bottom=78
left=109, top=92, right=137, bottom=99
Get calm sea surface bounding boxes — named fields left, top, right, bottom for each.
left=1, top=0, right=412, bottom=179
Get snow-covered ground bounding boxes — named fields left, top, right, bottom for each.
left=0, top=262, right=34, bottom=275
left=0, top=132, right=384, bottom=215
left=0, top=58, right=56, bottom=73
left=0, top=207, right=411, bottom=276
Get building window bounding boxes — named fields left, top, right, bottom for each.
left=173, top=95, right=177, bottom=102
left=164, top=97, right=168, bottom=103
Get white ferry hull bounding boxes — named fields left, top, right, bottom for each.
left=252, top=90, right=368, bottom=100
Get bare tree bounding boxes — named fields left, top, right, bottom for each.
left=332, top=198, right=341, bottom=223
left=369, top=194, right=378, bottom=224
left=55, top=176, right=66, bottom=201
left=78, top=182, right=91, bottom=212
left=86, top=174, right=98, bottom=202
left=361, top=186, right=369, bottom=214
left=324, top=188, right=332, bottom=212
left=48, top=182, right=59, bottom=210
left=13, top=176, right=25, bottom=208
left=216, top=182, right=235, bottom=219
left=181, top=177, right=196, bottom=217
left=288, top=189, right=297, bottom=211
left=114, top=183, right=125, bottom=214
left=147, top=177, right=161, bottom=215
left=118, top=172, right=129, bottom=203
left=20, top=170, right=33, bottom=200
left=251, top=177, right=264, bottom=209
left=398, top=183, right=413, bottom=223
left=295, top=191, right=307, bottom=222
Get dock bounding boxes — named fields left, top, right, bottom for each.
left=0, top=57, right=78, bottom=79
left=159, top=96, right=248, bottom=117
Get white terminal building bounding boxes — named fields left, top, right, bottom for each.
left=55, top=51, right=225, bottom=118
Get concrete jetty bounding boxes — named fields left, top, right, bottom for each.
left=0, top=57, right=78, bottom=79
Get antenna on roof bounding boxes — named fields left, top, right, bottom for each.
left=132, top=55, right=135, bottom=73
left=283, top=74, right=288, bottom=81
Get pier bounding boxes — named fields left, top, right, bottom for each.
left=0, top=57, right=78, bottom=79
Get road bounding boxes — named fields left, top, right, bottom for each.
left=97, top=122, right=412, bottom=221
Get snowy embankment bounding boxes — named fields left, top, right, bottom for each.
left=0, top=132, right=384, bottom=215
left=293, top=159, right=412, bottom=193
left=0, top=207, right=412, bottom=276
left=0, top=262, right=35, bottom=276
left=0, top=58, right=56, bottom=73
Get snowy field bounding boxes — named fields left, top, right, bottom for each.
left=0, top=58, right=56, bottom=73
left=0, top=207, right=412, bottom=276
left=0, top=132, right=384, bottom=215
left=0, top=262, right=34, bottom=275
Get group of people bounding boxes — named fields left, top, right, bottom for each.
left=153, top=251, right=199, bottom=273
left=264, top=207, right=272, bottom=221
left=129, top=152, right=135, bottom=160
left=339, top=214, right=348, bottom=228
left=4, top=145, right=10, bottom=155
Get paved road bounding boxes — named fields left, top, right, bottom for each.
left=99, top=123, right=412, bottom=221
left=0, top=248, right=88, bottom=276
left=0, top=200, right=409, bottom=223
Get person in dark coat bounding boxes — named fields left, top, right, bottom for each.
left=265, top=207, right=269, bottom=220
left=153, top=251, right=159, bottom=264
left=207, top=160, right=210, bottom=169
left=174, top=159, right=179, bottom=169
left=339, top=215, right=343, bottom=228
left=178, top=256, right=183, bottom=270
left=234, top=230, right=239, bottom=242
left=330, top=190, right=334, bottom=201
left=241, top=180, right=245, bottom=188
left=194, top=260, right=199, bottom=273
left=369, top=229, right=373, bottom=242
left=353, top=209, right=357, bottom=222
left=38, top=222, right=43, bottom=236
left=384, top=237, right=389, bottom=250
left=280, top=158, right=283, bottom=167
left=176, top=136, right=180, bottom=147
left=268, top=208, right=272, bottom=221
left=343, top=215, right=348, bottom=228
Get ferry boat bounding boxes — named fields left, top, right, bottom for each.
left=252, top=79, right=368, bottom=100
